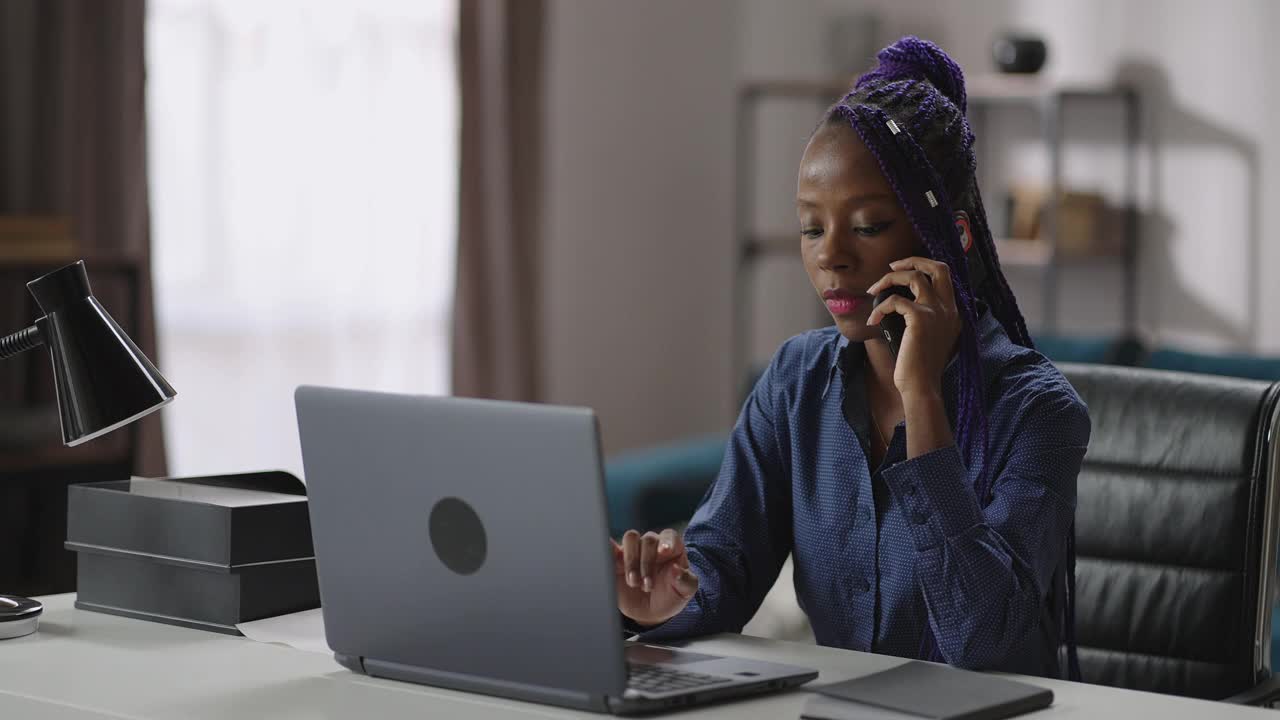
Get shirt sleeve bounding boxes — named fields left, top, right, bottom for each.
left=879, top=387, right=1089, bottom=669
left=630, top=362, right=794, bottom=642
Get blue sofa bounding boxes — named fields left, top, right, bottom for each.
left=602, top=335, right=1280, bottom=664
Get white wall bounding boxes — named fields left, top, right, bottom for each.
left=541, top=0, right=739, bottom=455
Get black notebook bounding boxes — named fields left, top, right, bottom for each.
left=802, top=662, right=1053, bottom=720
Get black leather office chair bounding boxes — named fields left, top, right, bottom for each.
left=1061, top=363, right=1280, bottom=703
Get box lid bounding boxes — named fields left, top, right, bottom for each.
left=66, top=470, right=314, bottom=570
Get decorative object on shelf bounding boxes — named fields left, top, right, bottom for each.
left=0, top=260, right=177, bottom=640
left=992, top=33, right=1047, bottom=74
left=1007, top=184, right=1123, bottom=258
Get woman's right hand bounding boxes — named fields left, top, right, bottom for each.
left=612, top=528, right=700, bottom=627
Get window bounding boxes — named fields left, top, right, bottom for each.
left=147, top=0, right=457, bottom=477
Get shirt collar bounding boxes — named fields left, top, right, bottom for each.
left=821, top=333, right=853, bottom=399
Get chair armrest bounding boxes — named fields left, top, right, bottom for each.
left=604, top=433, right=727, bottom=536
left=1222, top=673, right=1280, bottom=706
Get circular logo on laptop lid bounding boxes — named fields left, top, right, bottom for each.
left=429, top=497, right=487, bottom=575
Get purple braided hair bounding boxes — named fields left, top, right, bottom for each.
left=819, top=36, right=1081, bottom=682
left=832, top=103, right=988, bottom=472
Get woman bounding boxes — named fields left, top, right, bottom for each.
left=612, top=37, right=1089, bottom=679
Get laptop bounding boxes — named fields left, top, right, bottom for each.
left=295, top=386, right=818, bottom=714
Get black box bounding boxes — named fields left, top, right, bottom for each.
left=65, top=470, right=319, bottom=635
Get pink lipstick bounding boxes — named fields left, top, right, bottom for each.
left=822, top=289, right=865, bottom=316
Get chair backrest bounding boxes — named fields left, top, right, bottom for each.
left=1060, top=363, right=1280, bottom=699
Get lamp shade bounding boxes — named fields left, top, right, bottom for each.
left=27, top=261, right=176, bottom=446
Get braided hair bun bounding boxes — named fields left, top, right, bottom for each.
left=857, top=36, right=968, bottom=114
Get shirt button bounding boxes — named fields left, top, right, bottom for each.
left=862, top=507, right=873, bottom=523
left=852, top=578, right=871, bottom=594
left=912, top=511, right=928, bottom=525
left=905, top=484, right=918, bottom=497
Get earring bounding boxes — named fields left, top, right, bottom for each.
left=955, top=211, right=974, bottom=254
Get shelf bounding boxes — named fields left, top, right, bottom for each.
left=743, top=234, right=1119, bottom=270
left=0, top=216, right=144, bottom=271
left=993, top=237, right=1053, bottom=267
left=740, top=75, right=1134, bottom=106
left=993, top=237, right=1125, bottom=269
left=966, top=74, right=1133, bottom=104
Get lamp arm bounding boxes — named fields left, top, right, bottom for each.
left=0, top=325, right=44, bottom=361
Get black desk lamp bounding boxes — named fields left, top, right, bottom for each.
left=0, top=260, right=176, bottom=639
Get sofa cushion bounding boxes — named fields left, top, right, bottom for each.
left=1143, top=348, right=1280, bottom=382
left=604, top=433, right=726, bottom=536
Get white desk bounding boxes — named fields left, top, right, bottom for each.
left=0, top=595, right=1270, bottom=718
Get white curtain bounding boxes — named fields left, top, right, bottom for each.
left=147, top=0, right=458, bottom=478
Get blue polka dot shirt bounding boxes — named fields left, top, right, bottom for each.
left=635, top=308, right=1090, bottom=677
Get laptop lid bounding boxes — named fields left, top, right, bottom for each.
left=295, top=386, right=628, bottom=698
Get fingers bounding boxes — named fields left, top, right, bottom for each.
left=657, top=528, right=685, bottom=560
left=668, top=563, right=699, bottom=600
left=866, top=293, right=922, bottom=327
left=866, top=270, right=937, bottom=306
left=639, top=532, right=660, bottom=592
left=622, top=530, right=641, bottom=589
left=616, top=529, right=686, bottom=593
left=611, top=538, right=625, bottom=576
left=889, top=256, right=955, bottom=308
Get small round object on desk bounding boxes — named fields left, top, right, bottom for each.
left=992, top=34, right=1047, bottom=74
left=0, top=595, right=42, bottom=640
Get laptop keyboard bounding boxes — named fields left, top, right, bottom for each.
left=626, top=664, right=731, bottom=694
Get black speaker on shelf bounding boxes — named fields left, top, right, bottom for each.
left=992, top=34, right=1047, bottom=74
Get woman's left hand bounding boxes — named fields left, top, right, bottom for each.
left=865, top=257, right=963, bottom=399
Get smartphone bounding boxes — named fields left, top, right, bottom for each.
left=873, top=286, right=914, bottom=359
